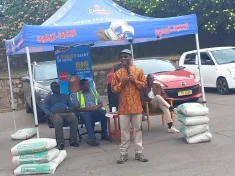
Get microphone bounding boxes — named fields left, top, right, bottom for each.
left=122, top=64, right=130, bottom=75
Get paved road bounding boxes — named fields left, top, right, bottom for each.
left=0, top=90, right=235, bottom=176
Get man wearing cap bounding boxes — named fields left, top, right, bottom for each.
left=111, top=49, right=148, bottom=164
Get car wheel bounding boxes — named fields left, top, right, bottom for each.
left=37, top=111, right=46, bottom=123
left=32, top=109, right=46, bottom=123
left=25, top=98, right=33, bottom=113
left=31, top=103, right=46, bottom=123
left=216, top=77, right=230, bottom=95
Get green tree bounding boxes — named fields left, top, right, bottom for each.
left=0, top=0, right=67, bottom=46
left=116, top=0, right=235, bottom=33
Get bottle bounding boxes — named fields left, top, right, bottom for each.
left=68, top=74, right=80, bottom=93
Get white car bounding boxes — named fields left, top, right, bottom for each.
left=179, top=47, right=235, bottom=94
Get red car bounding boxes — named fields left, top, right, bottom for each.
left=107, top=58, right=202, bottom=108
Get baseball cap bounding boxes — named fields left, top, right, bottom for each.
left=119, top=49, right=132, bottom=56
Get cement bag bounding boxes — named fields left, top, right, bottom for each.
left=178, top=115, right=209, bottom=126
left=50, top=150, right=67, bottom=166
left=12, top=148, right=60, bottom=167
left=11, top=128, right=36, bottom=140
left=177, top=103, right=209, bottom=116
left=180, top=124, right=209, bottom=137
left=11, top=138, right=57, bottom=156
left=13, top=162, right=57, bottom=175
left=186, top=131, right=212, bottom=144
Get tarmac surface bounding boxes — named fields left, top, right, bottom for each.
left=0, top=89, right=235, bottom=176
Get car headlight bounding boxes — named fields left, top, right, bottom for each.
left=35, top=87, right=50, bottom=96
left=195, top=75, right=200, bottom=83
left=153, top=80, right=165, bottom=87
left=158, top=83, right=165, bottom=88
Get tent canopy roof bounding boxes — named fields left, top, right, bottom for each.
left=5, top=0, right=198, bottom=56
left=43, top=0, right=152, bottom=26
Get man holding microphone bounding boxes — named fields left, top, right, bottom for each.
left=111, top=49, right=148, bottom=164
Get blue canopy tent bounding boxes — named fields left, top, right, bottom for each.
left=5, top=0, right=206, bottom=138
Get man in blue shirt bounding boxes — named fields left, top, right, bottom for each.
left=75, top=79, right=108, bottom=146
left=44, top=82, right=79, bottom=149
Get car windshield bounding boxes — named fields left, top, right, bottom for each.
left=34, top=63, right=58, bottom=81
left=211, top=48, right=235, bottom=65
left=134, top=59, right=179, bottom=75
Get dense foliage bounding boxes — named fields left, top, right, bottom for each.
left=116, top=0, right=235, bottom=33
left=1, top=0, right=235, bottom=46
left=0, top=0, right=66, bottom=46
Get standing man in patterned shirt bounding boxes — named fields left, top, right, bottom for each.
left=111, top=49, right=148, bottom=164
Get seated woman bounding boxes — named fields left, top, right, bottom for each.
left=141, top=74, right=179, bottom=133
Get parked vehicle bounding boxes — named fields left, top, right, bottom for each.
left=179, top=47, right=235, bottom=94
left=107, top=58, right=202, bottom=108
left=22, top=60, right=97, bottom=122
left=22, top=61, right=57, bottom=122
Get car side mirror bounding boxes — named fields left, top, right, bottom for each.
left=22, top=76, right=30, bottom=83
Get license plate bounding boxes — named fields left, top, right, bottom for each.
left=178, top=90, right=192, bottom=96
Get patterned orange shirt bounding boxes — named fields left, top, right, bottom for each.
left=111, top=66, right=146, bottom=115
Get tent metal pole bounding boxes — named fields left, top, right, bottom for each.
left=130, top=43, right=134, bottom=64
left=26, top=47, right=40, bottom=138
left=7, top=56, right=17, bottom=132
left=195, top=34, right=206, bottom=106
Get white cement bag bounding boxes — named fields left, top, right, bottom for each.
left=50, top=150, right=67, bottom=166
left=11, top=138, right=57, bottom=156
left=13, top=162, right=57, bottom=175
left=12, top=148, right=60, bottom=167
left=178, top=115, right=209, bottom=126
left=177, top=103, right=209, bottom=116
left=180, top=124, right=209, bottom=137
left=11, top=128, right=37, bottom=140
left=186, top=131, right=212, bottom=144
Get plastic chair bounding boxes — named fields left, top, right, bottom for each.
left=142, top=98, right=174, bottom=132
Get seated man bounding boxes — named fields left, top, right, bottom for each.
left=44, top=82, right=80, bottom=149
left=75, top=79, right=109, bottom=146
left=141, top=74, right=179, bottom=133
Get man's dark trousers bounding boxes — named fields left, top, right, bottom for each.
left=53, top=112, right=78, bottom=144
left=80, top=109, right=107, bottom=139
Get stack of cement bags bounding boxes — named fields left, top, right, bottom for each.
left=177, top=103, right=212, bottom=144
left=11, top=138, right=67, bottom=175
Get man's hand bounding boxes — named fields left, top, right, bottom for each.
left=50, top=114, right=55, bottom=119
left=66, top=107, right=73, bottom=112
left=91, top=105, right=102, bottom=111
left=122, top=76, right=129, bottom=84
left=87, top=106, right=97, bottom=111
left=129, top=75, right=136, bottom=84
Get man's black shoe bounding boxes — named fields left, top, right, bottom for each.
left=57, top=143, right=65, bottom=150
left=70, top=141, right=80, bottom=147
left=86, top=139, right=100, bottom=146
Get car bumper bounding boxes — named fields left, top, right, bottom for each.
left=225, top=75, right=235, bottom=89
left=164, top=84, right=202, bottom=101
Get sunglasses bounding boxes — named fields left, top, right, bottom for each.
left=120, top=55, right=129, bottom=59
